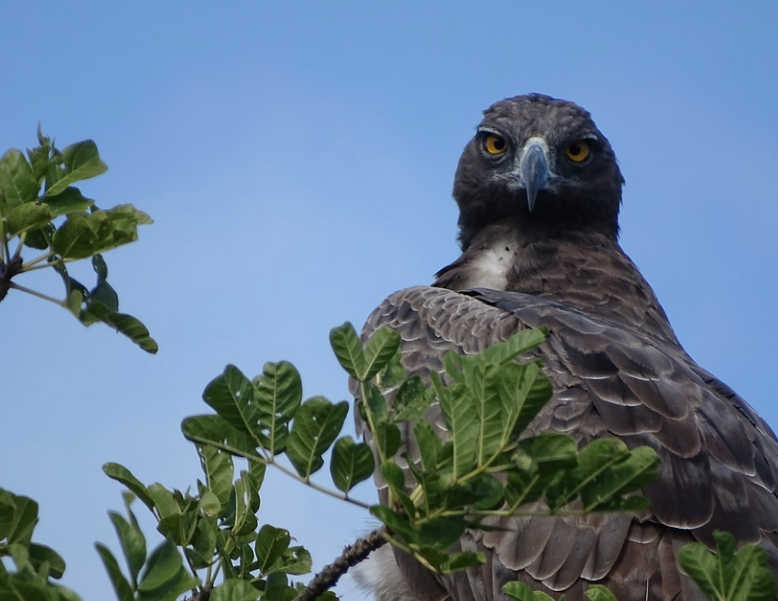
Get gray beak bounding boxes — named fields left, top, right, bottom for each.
left=519, top=138, right=550, bottom=212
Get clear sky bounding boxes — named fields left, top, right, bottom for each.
left=2, top=3, right=777, bottom=600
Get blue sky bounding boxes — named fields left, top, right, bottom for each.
left=2, top=3, right=777, bottom=599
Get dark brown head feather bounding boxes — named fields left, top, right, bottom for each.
left=454, top=94, right=624, bottom=249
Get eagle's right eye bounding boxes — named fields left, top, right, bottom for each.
left=483, top=133, right=508, bottom=155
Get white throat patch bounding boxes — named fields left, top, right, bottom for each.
left=464, top=239, right=517, bottom=290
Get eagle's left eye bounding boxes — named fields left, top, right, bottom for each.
left=565, top=140, right=590, bottom=163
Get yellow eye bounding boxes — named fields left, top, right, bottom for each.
left=483, top=133, right=508, bottom=155
left=565, top=140, right=590, bottom=162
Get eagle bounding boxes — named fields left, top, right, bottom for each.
left=356, top=94, right=778, bottom=601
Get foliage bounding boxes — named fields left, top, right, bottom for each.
left=334, top=323, right=658, bottom=573
left=4, top=314, right=775, bottom=600
left=0, top=131, right=156, bottom=352
left=679, top=531, right=775, bottom=601
left=0, top=488, right=81, bottom=601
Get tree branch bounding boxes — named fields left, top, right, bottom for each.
left=293, top=527, right=388, bottom=601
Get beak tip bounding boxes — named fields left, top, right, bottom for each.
left=520, top=138, right=550, bottom=213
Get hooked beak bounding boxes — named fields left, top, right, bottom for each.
left=519, top=137, right=550, bottom=212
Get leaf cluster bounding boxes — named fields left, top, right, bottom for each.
left=0, top=131, right=155, bottom=352
left=331, top=323, right=659, bottom=573
left=3, top=313, right=775, bottom=601
left=98, top=462, right=317, bottom=601
left=97, top=357, right=368, bottom=601
left=0, top=487, right=79, bottom=601
left=679, top=531, right=775, bottom=601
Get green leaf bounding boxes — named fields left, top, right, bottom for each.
left=469, top=473, right=505, bottom=510
left=27, top=131, right=51, bottom=182
left=103, top=312, right=158, bottom=354
left=146, top=484, right=181, bottom=535
left=463, top=360, right=504, bottom=464
left=5, top=203, right=51, bottom=236
left=414, top=420, right=443, bottom=472
left=482, top=328, right=546, bottom=365
left=4, top=493, right=38, bottom=546
left=198, top=489, right=221, bottom=516
left=0, top=149, right=39, bottom=210
left=263, top=572, right=297, bottom=601
left=230, top=471, right=260, bottom=537
left=580, top=445, right=659, bottom=512
left=255, top=525, right=291, bottom=575
left=49, top=212, right=98, bottom=258
left=43, top=187, right=94, bottom=217
left=375, top=348, right=406, bottom=389
left=363, top=326, right=401, bottom=380
left=187, top=518, right=217, bottom=571
left=286, top=397, right=348, bottom=478
left=416, top=516, right=467, bottom=549
left=585, top=585, right=619, bottom=601
left=679, top=531, right=775, bottom=601
left=95, top=543, right=134, bottom=601
left=108, top=510, right=147, bottom=585
left=249, top=457, right=267, bottom=489
left=254, top=361, right=303, bottom=455
left=506, top=433, right=578, bottom=508
left=503, top=581, right=555, bottom=601
left=279, top=546, right=312, bottom=576
left=330, top=436, right=375, bottom=493
left=21, top=222, right=54, bottom=249
left=516, top=432, right=579, bottom=472
left=329, top=322, right=367, bottom=380
left=436, top=550, right=484, bottom=573
left=0, top=489, right=16, bottom=539
left=27, top=543, right=66, bottom=579
left=392, top=375, right=435, bottom=422
left=369, top=505, right=415, bottom=540
left=380, top=460, right=415, bottom=517
left=81, top=255, right=119, bottom=318
left=202, top=365, right=260, bottom=442
left=51, top=204, right=151, bottom=259
left=365, top=382, right=389, bottom=426
left=435, top=371, right=477, bottom=479
left=543, top=438, right=657, bottom=512
left=181, top=415, right=263, bottom=460
left=409, top=546, right=483, bottom=574
left=102, top=463, right=155, bottom=511
left=197, top=444, right=234, bottom=512
left=137, top=540, right=199, bottom=598
left=374, top=421, right=402, bottom=459
left=45, top=140, right=107, bottom=196
left=504, top=361, right=552, bottom=439
left=210, top=579, right=260, bottom=601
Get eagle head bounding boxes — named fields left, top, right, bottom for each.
left=453, top=93, right=625, bottom=250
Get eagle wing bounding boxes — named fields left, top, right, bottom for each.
left=358, top=285, right=778, bottom=601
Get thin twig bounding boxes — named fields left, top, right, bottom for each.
left=5, top=280, right=64, bottom=305
left=293, top=527, right=388, bottom=601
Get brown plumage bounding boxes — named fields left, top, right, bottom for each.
left=357, top=94, right=778, bottom=601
